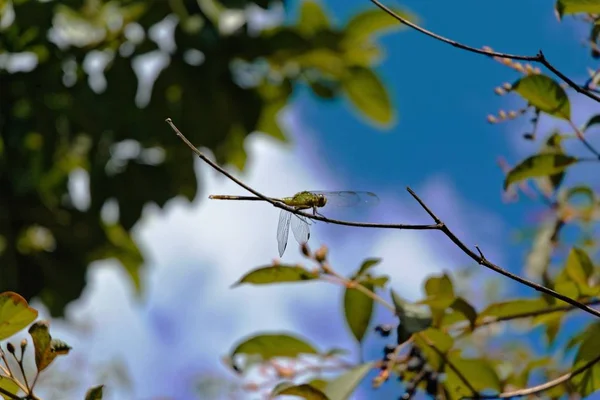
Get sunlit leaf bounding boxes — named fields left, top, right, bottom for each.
left=511, top=74, right=570, bottom=119
left=342, top=67, right=394, bottom=126
left=444, top=354, right=501, bottom=399
left=565, top=247, right=594, bottom=286
left=85, top=385, right=104, bottom=400
left=0, top=292, right=38, bottom=340
left=0, top=376, right=19, bottom=400
left=415, top=328, right=453, bottom=370
left=503, top=153, right=578, bottom=190
left=233, top=265, right=318, bottom=287
left=477, top=298, right=547, bottom=323
left=582, top=114, right=600, bottom=131
left=572, top=322, right=600, bottom=396
left=229, top=333, right=318, bottom=365
left=356, top=258, right=381, bottom=277
left=421, top=274, right=455, bottom=309
left=298, top=0, right=330, bottom=36
left=524, top=218, right=558, bottom=280
left=28, top=321, right=71, bottom=372
left=323, top=362, right=375, bottom=400
left=271, top=382, right=330, bottom=399
left=343, top=283, right=374, bottom=344
left=556, top=0, right=600, bottom=18
left=391, top=289, right=432, bottom=334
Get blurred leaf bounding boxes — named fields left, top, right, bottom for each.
left=572, top=322, right=600, bottom=396
left=567, top=322, right=600, bottom=352
left=421, top=273, right=455, bottom=309
left=532, top=312, right=563, bottom=346
left=322, top=348, right=349, bottom=357
left=362, top=275, right=389, bottom=288
left=582, top=114, right=600, bottom=131
left=415, top=328, right=453, bottom=370
left=342, top=67, right=394, bottom=126
left=307, top=379, right=329, bottom=391
left=298, top=0, right=330, bottom=36
left=477, top=298, right=548, bottom=323
left=556, top=0, right=600, bottom=18
left=444, top=354, right=501, bottom=399
left=565, top=247, right=594, bottom=286
left=343, top=7, right=416, bottom=46
left=356, top=258, right=381, bottom=277
left=0, top=376, right=19, bottom=400
left=503, top=153, right=578, bottom=190
left=271, top=382, right=329, bottom=399
left=524, top=218, right=558, bottom=280
left=85, top=385, right=104, bottom=400
left=343, top=283, right=374, bottom=344
left=230, top=333, right=318, bottom=364
left=0, top=292, right=38, bottom=340
left=28, top=321, right=71, bottom=372
left=233, top=265, right=318, bottom=287
left=391, top=289, right=432, bottom=334
left=511, top=74, right=571, bottom=119
left=450, top=297, right=477, bottom=330
left=323, top=362, right=375, bottom=400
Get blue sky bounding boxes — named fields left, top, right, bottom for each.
left=17, top=1, right=600, bottom=399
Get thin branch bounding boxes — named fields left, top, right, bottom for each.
left=567, top=119, right=600, bottom=159
left=166, top=118, right=600, bottom=321
left=474, top=352, right=600, bottom=399
left=404, top=188, right=600, bottom=319
left=369, top=0, right=600, bottom=104
left=165, top=118, right=439, bottom=231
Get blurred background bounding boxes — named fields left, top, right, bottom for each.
left=1, top=0, right=599, bottom=399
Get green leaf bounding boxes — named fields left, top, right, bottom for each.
left=0, top=376, right=19, bottom=400
left=477, top=298, right=547, bottom=323
left=85, top=385, right=104, bottom=400
left=444, top=354, right=501, bottom=399
left=511, top=74, right=571, bottom=119
left=233, top=265, right=318, bottom=287
left=421, top=274, right=455, bottom=309
left=391, top=289, right=432, bottom=334
left=503, top=153, right=578, bottom=190
left=298, top=0, right=330, bottom=36
left=524, top=218, right=557, bottom=280
left=414, top=328, right=454, bottom=370
left=28, top=321, right=72, bottom=372
left=323, top=362, right=375, bottom=400
left=582, top=114, right=600, bottom=132
left=356, top=258, right=381, bottom=277
left=362, top=275, right=389, bottom=288
left=342, top=67, right=394, bottom=126
left=271, top=382, right=330, bottom=399
left=556, top=0, right=600, bottom=18
left=308, top=379, right=329, bottom=391
left=343, top=283, right=374, bottom=344
left=0, top=292, right=38, bottom=340
left=229, top=333, right=318, bottom=365
left=450, top=297, right=477, bottom=330
left=572, top=322, right=600, bottom=396
left=532, top=312, right=563, bottom=346
left=565, top=247, right=594, bottom=286
left=343, top=7, right=416, bottom=46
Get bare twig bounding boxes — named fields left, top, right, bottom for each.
left=473, top=352, right=600, bottom=399
left=567, top=119, right=600, bottom=159
left=369, top=0, right=600, bottom=104
left=166, top=118, right=600, bottom=320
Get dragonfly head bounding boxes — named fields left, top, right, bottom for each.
left=317, top=194, right=327, bottom=207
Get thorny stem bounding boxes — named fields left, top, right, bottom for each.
left=369, top=0, right=600, bottom=103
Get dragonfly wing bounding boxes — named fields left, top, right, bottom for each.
left=291, top=214, right=310, bottom=245
left=309, top=191, right=379, bottom=208
left=277, top=209, right=292, bottom=257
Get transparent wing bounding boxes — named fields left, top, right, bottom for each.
left=277, top=209, right=292, bottom=257
left=291, top=214, right=310, bottom=245
left=309, top=191, right=380, bottom=208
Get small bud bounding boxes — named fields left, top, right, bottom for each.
left=523, top=133, right=534, bottom=140
left=242, top=382, right=260, bottom=392
left=513, top=62, right=525, bottom=72
left=508, top=110, right=518, bottom=119
left=503, top=82, right=512, bottom=90
left=301, top=242, right=311, bottom=257
left=487, top=115, right=498, bottom=124
left=482, top=45, right=493, bottom=53
left=494, top=87, right=505, bottom=95
left=533, top=67, right=541, bottom=74
left=498, top=110, right=507, bottom=119
left=525, top=64, right=534, bottom=74
left=502, top=58, right=512, bottom=66
left=20, top=339, right=27, bottom=351
left=6, top=343, right=15, bottom=354
left=314, top=245, right=328, bottom=263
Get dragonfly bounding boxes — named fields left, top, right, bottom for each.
left=208, top=191, right=380, bottom=257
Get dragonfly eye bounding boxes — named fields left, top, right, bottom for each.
left=319, top=195, right=327, bottom=207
